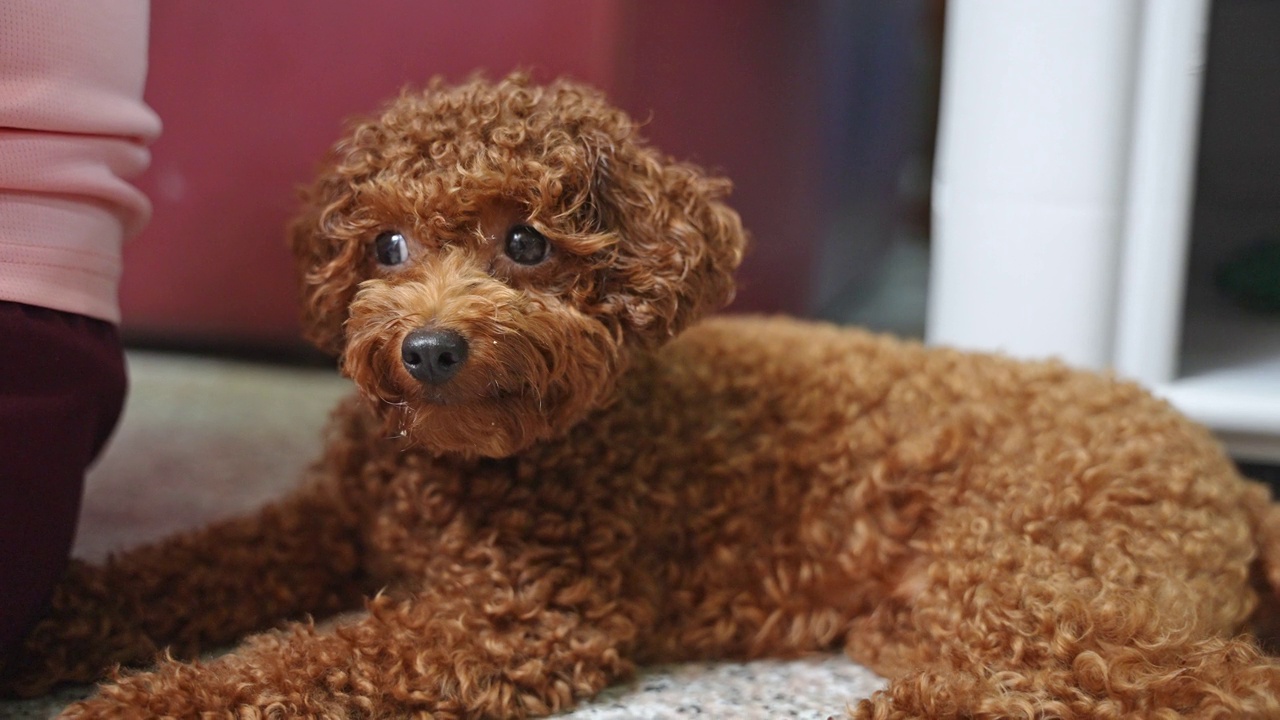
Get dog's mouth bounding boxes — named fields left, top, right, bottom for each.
left=377, top=381, right=563, bottom=458
left=374, top=330, right=586, bottom=456
left=357, top=339, right=619, bottom=457
left=416, top=382, right=524, bottom=407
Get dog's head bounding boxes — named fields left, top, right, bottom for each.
left=291, top=74, right=746, bottom=457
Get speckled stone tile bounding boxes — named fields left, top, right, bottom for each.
left=556, top=655, right=885, bottom=719
left=73, top=352, right=351, bottom=562
left=4, top=656, right=885, bottom=720
left=1, top=352, right=885, bottom=719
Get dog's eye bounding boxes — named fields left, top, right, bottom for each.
left=374, top=231, right=409, bottom=266
left=504, top=225, right=548, bottom=265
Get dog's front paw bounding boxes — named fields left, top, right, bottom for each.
left=0, top=560, right=156, bottom=698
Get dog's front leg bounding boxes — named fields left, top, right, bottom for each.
left=0, top=480, right=372, bottom=697
left=60, top=567, right=642, bottom=720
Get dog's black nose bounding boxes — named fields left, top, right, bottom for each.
left=401, top=328, right=469, bottom=385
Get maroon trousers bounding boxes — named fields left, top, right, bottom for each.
left=0, top=302, right=125, bottom=657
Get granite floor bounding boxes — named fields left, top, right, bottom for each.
left=2, top=351, right=883, bottom=719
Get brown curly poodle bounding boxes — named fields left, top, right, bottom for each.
left=6, top=73, right=1280, bottom=719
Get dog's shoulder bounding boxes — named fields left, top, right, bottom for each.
left=659, top=315, right=922, bottom=388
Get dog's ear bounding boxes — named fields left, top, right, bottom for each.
left=289, top=160, right=367, bottom=356
left=593, top=148, right=748, bottom=346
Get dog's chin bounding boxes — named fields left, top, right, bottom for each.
left=379, top=390, right=576, bottom=459
left=435, top=397, right=535, bottom=457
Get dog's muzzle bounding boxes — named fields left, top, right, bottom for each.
left=401, top=328, right=469, bottom=385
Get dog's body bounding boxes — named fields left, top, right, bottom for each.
left=6, top=75, right=1280, bottom=718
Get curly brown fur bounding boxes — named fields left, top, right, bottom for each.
left=6, top=73, right=1280, bottom=719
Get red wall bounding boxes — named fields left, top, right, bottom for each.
left=613, top=1, right=824, bottom=316
left=123, top=1, right=823, bottom=348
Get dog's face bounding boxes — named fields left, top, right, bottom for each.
left=291, top=75, right=746, bottom=458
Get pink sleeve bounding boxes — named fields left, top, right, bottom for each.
left=0, top=1, right=162, bottom=323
